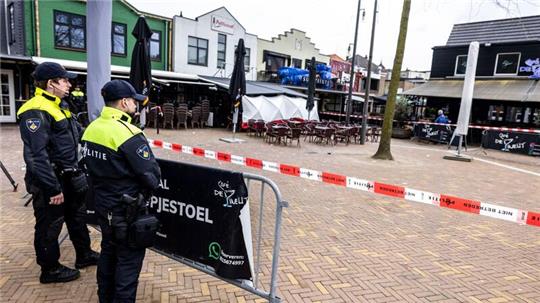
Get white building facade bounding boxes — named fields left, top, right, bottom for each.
left=172, top=7, right=258, bottom=80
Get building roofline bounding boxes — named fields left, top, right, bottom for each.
left=452, top=14, right=540, bottom=26
left=119, top=0, right=172, bottom=21
left=194, top=6, right=247, bottom=32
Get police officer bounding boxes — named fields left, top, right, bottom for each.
left=81, top=80, right=161, bottom=303
left=17, top=62, right=99, bottom=284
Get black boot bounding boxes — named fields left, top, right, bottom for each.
left=40, top=264, right=80, bottom=284
left=75, top=250, right=100, bottom=269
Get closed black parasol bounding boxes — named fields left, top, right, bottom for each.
left=306, top=56, right=316, bottom=120
left=229, top=38, right=247, bottom=127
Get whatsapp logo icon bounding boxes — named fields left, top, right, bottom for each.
left=208, top=242, right=221, bottom=260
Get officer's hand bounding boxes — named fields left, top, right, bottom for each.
left=50, top=193, right=64, bottom=205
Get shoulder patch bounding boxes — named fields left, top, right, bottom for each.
left=25, top=118, right=41, bottom=132
left=136, top=144, right=151, bottom=160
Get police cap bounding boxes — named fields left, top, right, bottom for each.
left=32, top=62, right=77, bottom=81
left=101, top=80, right=147, bottom=103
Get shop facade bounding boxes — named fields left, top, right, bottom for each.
left=257, top=29, right=329, bottom=82
left=172, top=7, right=258, bottom=81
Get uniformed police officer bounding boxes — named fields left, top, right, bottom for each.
left=17, top=62, right=99, bottom=284
left=81, top=80, right=161, bottom=303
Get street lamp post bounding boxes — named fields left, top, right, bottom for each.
left=345, top=0, right=362, bottom=124
left=360, top=0, right=378, bottom=144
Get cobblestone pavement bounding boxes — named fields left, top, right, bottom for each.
left=1, top=125, right=539, bottom=303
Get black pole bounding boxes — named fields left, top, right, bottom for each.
left=0, top=161, right=18, bottom=192
left=360, top=0, right=378, bottom=144
left=346, top=0, right=362, bottom=124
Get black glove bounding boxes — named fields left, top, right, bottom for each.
left=70, top=170, right=88, bottom=194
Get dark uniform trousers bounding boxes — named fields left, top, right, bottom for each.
left=31, top=175, right=91, bottom=270
left=97, top=213, right=145, bottom=303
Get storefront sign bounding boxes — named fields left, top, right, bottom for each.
left=519, top=58, right=540, bottom=79
left=211, top=15, right=235, bottom=34
left=414, top=123, right=454, bottom=144
left=482, top=130, right=540, bottom=156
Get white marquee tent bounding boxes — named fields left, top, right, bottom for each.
left=242, top=95, right=319, bottom=122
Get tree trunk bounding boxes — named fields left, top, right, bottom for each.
left=372, top=0, right=411, bottom=160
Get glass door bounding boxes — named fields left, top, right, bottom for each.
left=0, top=70, right=16, bottom=123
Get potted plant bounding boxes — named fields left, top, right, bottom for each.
left=391, top=96, right=413, bottom=139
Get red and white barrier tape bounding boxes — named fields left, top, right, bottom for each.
left=319, top=111, right=540, bottom=134
left=148, top=138, right=540, bottom=228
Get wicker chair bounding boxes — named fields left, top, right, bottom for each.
left=191, top=106, right=202, bottom=128
left=201, top=99, right=210, bottom=127
left=176, top=104, right=188, bottom=129
left=162, top=103, right=175, bottom=129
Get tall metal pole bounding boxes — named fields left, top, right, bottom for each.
left=360, top=0, right=378, bottom=144
left=345, top=0, right=362, bottom=124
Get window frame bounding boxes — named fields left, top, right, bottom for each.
left=187, top=36, right=208, bottom=66
left=493, top=52, right=521, bottom=76
left=53, top=10, right=86, bottom=51
left=150, top=30, right=162, bottom=62
left=111, top=22, right=127, bottom=57
left=217, top=33, right=227, bottom=69
left=244, top=47, right=251, bottom=72
left=7, top=3, right=15, bottom=44
left=454, top=55, right=467, bottom=76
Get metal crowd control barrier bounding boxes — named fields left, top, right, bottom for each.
left=151, top=171, right=288, bottom=303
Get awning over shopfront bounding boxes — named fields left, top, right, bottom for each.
left=199, top=76, right=307, bottom=98
left=402, top=79, right=540, bottom=102
left=284, top=85, right=365, bottom=102
left=31, top=57, right=203, bottom=85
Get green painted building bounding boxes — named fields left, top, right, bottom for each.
left=24, top=0, right=171, bottom=71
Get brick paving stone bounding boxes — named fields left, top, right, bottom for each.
left=0, top=125, right=539, bottom=302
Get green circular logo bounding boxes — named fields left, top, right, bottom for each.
left=208, top=242, right=221, bottom=260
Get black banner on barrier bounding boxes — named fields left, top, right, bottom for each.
left=150, top=159, right=253, bottom=280
left=481, top=130, right=540, bottom=156
left=414, top=123, right=455, bottom=144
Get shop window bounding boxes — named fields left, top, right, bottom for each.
left=494, top=53, right=520, bottom=75
left=54, top=10, right=86, bottom=50
left=188, top=36, right=208, bottom=66
left=505, top=106, right=523, bottom=123
left=244, top=48, right=250, bottom=72
left=292, top=58, right=302, bottom=68
left=150, top=31, right=161, bottom=61
left=488, top=105, right=504, bottom=121
left=454, top=55, right=467, bottom=75
left=217, top=33, right=226, bottom=68
left=111, top=22, right=126, bottom=56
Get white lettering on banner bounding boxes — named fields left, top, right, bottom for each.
left=300, top=168, right=322, bottom=181
left=219, top=250, right=245, bottom=266
left=231, top=155, right=245, bottom=166
left=205, top=150, right=217, bottom=159
left=479, top=202, right=519, bottom=222
left=494, top=133, right=526, bottom=151
left=158, top=179, right=169, bottom=190
left=182, top=146, right=193, bottom=154
left=262, top=161, right=279, bottom=172
left=346, top=177, right=374, bottom=192
left=404, top=188, right=440, bottom=205
left=149, top=196, right=213, bottom=224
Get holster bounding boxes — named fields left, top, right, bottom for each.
left=117, top=193, right=161, bottom=249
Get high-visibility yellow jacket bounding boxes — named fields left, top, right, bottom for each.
left=81, top=106, right=160, bottom=213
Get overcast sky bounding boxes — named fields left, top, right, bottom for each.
left=130, top=0, right=540, bottom=71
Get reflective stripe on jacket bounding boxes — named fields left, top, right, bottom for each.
left=81, top=106, right=161, bottom=212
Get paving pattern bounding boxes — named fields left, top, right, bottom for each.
left=1, top=125, right=539, bottom=302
